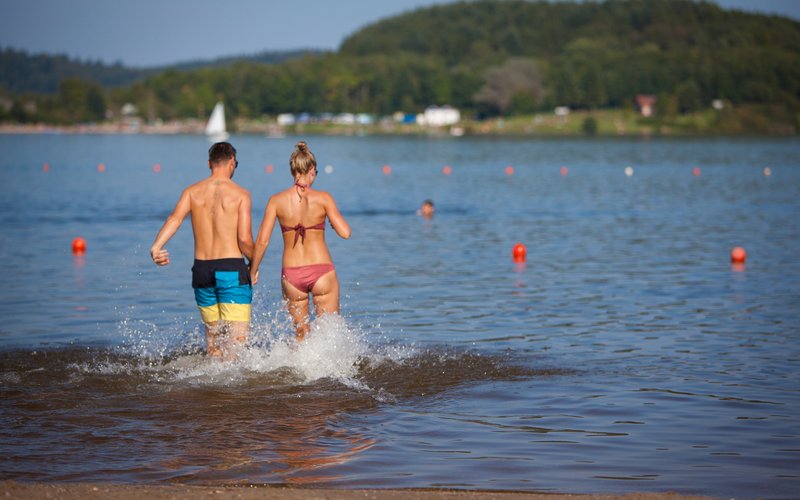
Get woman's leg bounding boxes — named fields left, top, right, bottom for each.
left=282, top=278, right=310, bottom=341
left=311, top=270, right=340, bottom=317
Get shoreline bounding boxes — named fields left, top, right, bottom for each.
left=1, top=106, right=796, bottom=138
left=0, top=482, right=718, bottom=500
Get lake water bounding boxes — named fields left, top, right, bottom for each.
left=0, top=133, right=798, bottom=498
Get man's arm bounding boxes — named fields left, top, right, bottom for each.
left=249, top=197, right=277, bottom=285
left=237, top=191, right=255, bottom=262
left=150, top=189, right=191, bottom=266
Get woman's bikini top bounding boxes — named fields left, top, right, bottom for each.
left=281, top=221, right=326, bottom=248
left=283, top=179, right=325, bottom=247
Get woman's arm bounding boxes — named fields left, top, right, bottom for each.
left=324, top=192, right=351, bottom=239
left=249, top=197, right=278, bottom=285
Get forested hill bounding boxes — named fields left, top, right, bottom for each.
left=2, top=0, right=799, bottom=128
left=340, top=0, right=800, bottom=108
left=0, top=47, right=322, bottom=94
left=341, top=0, right=800, bottom=62
left=0, top=48, right=150, bottom=94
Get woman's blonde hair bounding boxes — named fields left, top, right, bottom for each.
left=289, top=141, right=317, bottom=177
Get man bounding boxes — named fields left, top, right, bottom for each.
left=418, top=199, right=435, bottom=219
left=150, top=142, right=254, bottom=358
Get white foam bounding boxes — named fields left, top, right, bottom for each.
left=105, top=307, right=417, bottom=392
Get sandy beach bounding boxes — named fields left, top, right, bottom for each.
left=0, top=482, right=717, bottom=500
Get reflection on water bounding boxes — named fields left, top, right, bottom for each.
left=0, top=314, right=555, bottom=485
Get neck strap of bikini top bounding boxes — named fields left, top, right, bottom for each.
left=294, top=180, right=307, bottom=202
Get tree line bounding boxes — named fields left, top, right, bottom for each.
left=1, top=0, right=798, bottom=125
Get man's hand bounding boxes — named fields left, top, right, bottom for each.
left=151, top=248, right=170, bottom=266
left=250, top=269, right=259, bottom=285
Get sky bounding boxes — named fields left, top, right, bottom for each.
left=2, top=0, right=799, bottom=68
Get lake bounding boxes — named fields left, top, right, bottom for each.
left=0, top=133, right=798, bottom=498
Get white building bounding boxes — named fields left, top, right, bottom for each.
left=417, top=106, right=461, bottom=127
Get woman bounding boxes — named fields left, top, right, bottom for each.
left=250, top=141, right=351, bottom=340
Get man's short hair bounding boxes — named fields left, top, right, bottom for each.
left=208, top=142, right=236, bottom=165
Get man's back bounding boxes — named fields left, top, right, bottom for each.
left=188, top=176, right=251, bottom=260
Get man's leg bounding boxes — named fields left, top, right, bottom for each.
left=204, top=320, right=223, bottom=358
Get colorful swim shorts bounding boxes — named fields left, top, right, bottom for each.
left=191, top=258, right=252, bottom=324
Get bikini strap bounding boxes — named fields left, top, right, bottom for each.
left=294, top=180, right=307, bottom=202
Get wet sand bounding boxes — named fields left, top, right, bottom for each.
left=0, top=481, right=717, bottom=500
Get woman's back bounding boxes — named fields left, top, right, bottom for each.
left=274, top=187, right=333, bottom=267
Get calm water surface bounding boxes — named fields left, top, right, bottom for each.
left=0, top=134, right=798, bottom=498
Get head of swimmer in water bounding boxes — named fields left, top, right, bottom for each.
left=290, top=141, right=318, bottom=185
left=208, top=142, right=238, bottom=178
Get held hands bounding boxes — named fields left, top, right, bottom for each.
left=250, top=268, right=259, bottom=286
left=151, top=248, right=170, bottom=266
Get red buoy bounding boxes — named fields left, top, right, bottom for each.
left=693, top=166, right=701, bottom=177
left=512, top=243, right=527, bottom=262
left=560, top=166, right=569, bottom=176
left=505, top=166, right=514, bottom=176
left=265, top=164, right=274, bottom=174
left=152, top=163, right=161, bottom=173
left=383, top=164, right=392, bottom=175
left=42, top=163, right=50, bottom=173
left=442, top=165, right=453, bottom=176
left=731, top=246, right=747, bottom=264
left=72, top=237, right=86, bottom=255
left=97, top=163, right=106, bottom=173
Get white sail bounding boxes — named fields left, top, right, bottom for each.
left=205, top=102, right=229, bottom=141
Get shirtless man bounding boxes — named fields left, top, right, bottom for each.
left=150, top=142, right=254, bottom=358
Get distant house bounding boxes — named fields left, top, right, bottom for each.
left=636, top=95, right=656, bottom=117
left=277, top=113, right=295, bottom=126
left=417, top=105, right=461, bottom=127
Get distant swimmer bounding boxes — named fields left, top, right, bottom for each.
left=150, top=142, right=254, bottom=359
left=418, top=199, right=435, bottom=219
left=249, top=141, right=351, bottom=341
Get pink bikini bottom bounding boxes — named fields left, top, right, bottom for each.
left=282, top=263, right=335, bottom=293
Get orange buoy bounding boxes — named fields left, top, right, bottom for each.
left=383, top=164, right=391, bottom=175
left=152, top=163, right=161, bottom=173
left=505, top=166, right=514, bottom=176
left=265, top=164, right=274, bottom=174
left=512, top=243, right=527, bottom=262
left=97, top=163, right=106, bottom=173
left=692, top=166, right=701, bottom=177
left=560, top=166, right=568, bottom=176
left=731, top=246, right=747, bottom=264
left=72, top=237, right=86, bottom=255
left=442, top=165, right=452, bottom=176
left=42, top=163, right=50, bottom=173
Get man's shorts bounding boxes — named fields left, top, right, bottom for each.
left=192, top=258, right=252, bottom=324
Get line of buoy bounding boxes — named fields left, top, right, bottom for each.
left=383, top=164, right=392, bottom=175
left=152, top=163, right=161, bottom=173
left=97, top=163, right=106, bottom=173
left=442, top=165, right=453, bottom=176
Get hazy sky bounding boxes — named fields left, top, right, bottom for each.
left=2, top=0, right=799, bottom=67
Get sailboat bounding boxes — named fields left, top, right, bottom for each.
left=205, top=101, right=230, bottom=142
